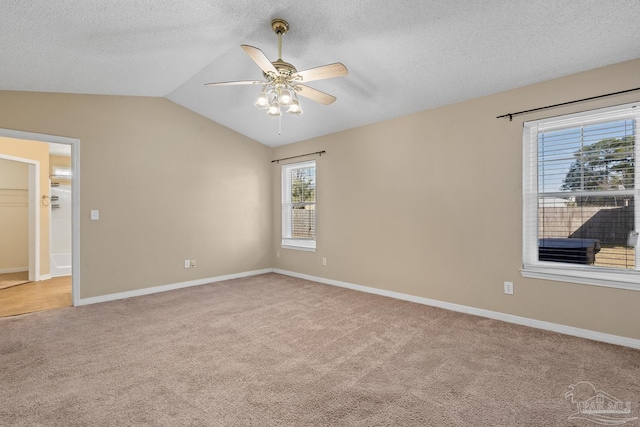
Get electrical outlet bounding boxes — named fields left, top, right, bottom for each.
left=504, top=281, right=514, bottom=295
left=190, top=260, right=196, bottom=268
left=184, top=259, right=190, bottom=269
left=322, top=257, right=327, bottom=266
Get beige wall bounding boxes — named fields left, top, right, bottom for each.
left=272, top=58, right=640, bottom=340
left=0, top=157, right=29, bottom=188
left=0, top=158, right=29, bottom=271
left=0, top=138, right=50, bottom=276
left=0, top=92, right=272, bottom=298
left=2, top=59, right=638, bottom=341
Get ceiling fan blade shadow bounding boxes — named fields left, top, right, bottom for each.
left=241, top=45, right=278, bottom=74
left=296, top=85, right=337, bottom=105
left=295, top=63, right=348, bottom=83
left=205, top=80, right=264, bottom=87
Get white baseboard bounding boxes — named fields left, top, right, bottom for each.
left=72, top=266, right=640, bottom=350
left=0, top=267, right=28, bottom=274
left=78, top=268, right=274, bottom=306
left=38, top=274, right=52, bottom=281
left=273, top=269, right=640, bottom=350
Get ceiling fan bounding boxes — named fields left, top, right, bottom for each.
left=205, top=18, right=348, bottom=117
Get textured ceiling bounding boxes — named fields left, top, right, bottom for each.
left=2, top=1, right=640, bottom=147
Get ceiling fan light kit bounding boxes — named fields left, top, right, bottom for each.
left=205, top=18, right=347, bottom=127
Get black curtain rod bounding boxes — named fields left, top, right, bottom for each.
left=497, top=87, right=640, bottom=121
left=271, top=151, right=326, bottom=164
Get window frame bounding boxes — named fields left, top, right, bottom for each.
left=281, top=160, right=316, bottom=252
left=522, top=102, right=640, bottom=291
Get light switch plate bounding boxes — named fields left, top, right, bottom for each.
left=90, top=210, right=99, bottom=220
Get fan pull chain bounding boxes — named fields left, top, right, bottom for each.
left=278, top=115, right=282, bottom=135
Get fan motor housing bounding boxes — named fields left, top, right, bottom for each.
left=271, top=59, right=297, bottom=76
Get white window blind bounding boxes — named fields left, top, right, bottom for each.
left=281, top=160, right=316, bottom=251
left=522, top=102, right=640, bottom=290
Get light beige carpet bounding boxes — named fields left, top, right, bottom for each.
left=1, top=273, right=639, bottom=426
left=0, top=272, right=30, bottom=290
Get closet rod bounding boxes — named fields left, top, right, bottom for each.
left=271, top=151, right=326, bottom=164
left=497, top=87, right=640, bottom=121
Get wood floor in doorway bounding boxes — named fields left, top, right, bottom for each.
left=0, top=271, right=30, bottom=290
left=0, top=275, right=72, bottom=317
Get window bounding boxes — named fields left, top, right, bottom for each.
left=522, top=102, right=640, bottom=290
left=281, top=160, right=316, bottom=251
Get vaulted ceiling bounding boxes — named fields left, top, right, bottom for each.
left=3, top=1, right=640, bottom=146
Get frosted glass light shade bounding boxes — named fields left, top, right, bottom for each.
left=279, top=88, right=293, bottom=106
left=255, top=91, right=269, bottom=109
left=288, top=99, right=303, bottom=115
left=267, top=100, right=282, bottom=116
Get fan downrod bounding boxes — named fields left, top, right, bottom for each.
left=269, top=18, right=295, bottom=74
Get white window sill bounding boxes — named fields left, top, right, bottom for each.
left=521, top=264, right=640, bottom=291
left=282, top=239, right=316, bottom=252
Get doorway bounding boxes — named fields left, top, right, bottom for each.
left=0, top=129, right=80, bottom=315
left=0, top=155, right=38, bottom=284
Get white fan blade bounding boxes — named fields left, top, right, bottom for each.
left=294, top=63, right=348, bottom=83
left=241, top=45, right=278, bottom=74
left=296, top=85, right=336, bottom=105
left=205, top=80, right=264, bottom=87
